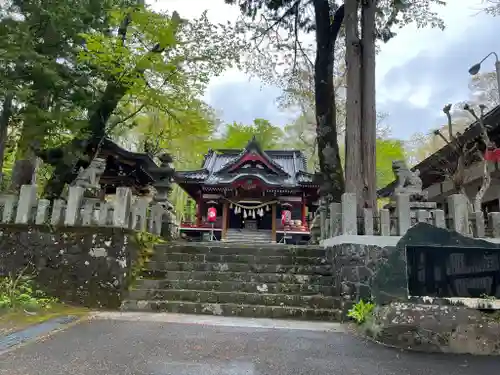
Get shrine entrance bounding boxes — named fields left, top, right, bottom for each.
left=227, top=201, right=274, bottom=231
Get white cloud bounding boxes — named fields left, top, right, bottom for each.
left=376, top=0, right=484, bottom=80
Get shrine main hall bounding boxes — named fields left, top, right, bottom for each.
left=175, top=137, right=319, bottom=243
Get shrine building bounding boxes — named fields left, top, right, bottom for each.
left=175, top=137, right=320, bottom=243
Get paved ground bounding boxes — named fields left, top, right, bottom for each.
left=0, top=312, right=499, bottom=375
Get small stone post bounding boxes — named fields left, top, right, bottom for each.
left=380, top=209, right=390, bottom=236
left=320, top=206, right=327, bottom=240
left=447, top=194, right=469, bottom=235
left=363, top=208, right=374, bottom=235
left=15, top=184, right=38, bottom=224
left=131, top=197, right=150, bottom=232
left=431, top=209, right=445, bottom=228
left=416, top=209, right=430, bottom=224
left=1, top=195, right=17, bottom=223
left=149, top=203, right=165, bottom=235
left=329, top=202, right=341, bottom=237
left=81, top=199, right=100, bottom=226
left=51, top=199, right=65, bottom=225
left=35, top=199, right=51, bottom=225
left=64, top=186, right=85, bottom=226
left=98, top=202, right=111, bottom=225
left=341, top=193, right=357, bottom=235
left=489, top=212, right=500, bottom=238
left=112, top=187, right=132, bottom=228
left=473, top=211, right=485, bottom=238
left=395, top=193, right=410, bottom=235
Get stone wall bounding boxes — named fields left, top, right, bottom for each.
left=369, top=302, right=500, bottom=355
left=327, top=222, right=500, bottom=312
left=327, top=243, right=396, bottom=314
left=0, top=224, right=141, bottom=309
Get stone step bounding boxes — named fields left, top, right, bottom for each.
left=120, top=300, right=341, bottom=321
left=127, top=289, right=340, bottom=309
left=151, top=253, right=328, bottom=266
left=224, top=241, right=272, bottom=244
left=155, top=243, right=326, bottom=258
left=143, top=261, right=332, bottom=275
left=138, top=271, right=333, bottom=285
left=134, top=279, right=336, bottom=295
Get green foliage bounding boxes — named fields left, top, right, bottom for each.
left=0, top=272, right=57, bottom=312
left=128, top=231, right=164, bottom=287
left=213, top=118, right=284, bottom=150
left=375, top=138, right=406, bottom=189
left=347, top=299, right=375, bottom=325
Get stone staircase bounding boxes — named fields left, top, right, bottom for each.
left=122, top=242, right=342, bottom=321
left=225, top=229, right=272, bottom=243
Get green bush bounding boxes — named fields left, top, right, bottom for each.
left=0, top=272, right=57, bottom=312
left=347, top=299, right=375, bottom=324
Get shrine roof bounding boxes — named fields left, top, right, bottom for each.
left=175, top=137, right=317, bottom=187
left=377, top=104, right=500, bottom=198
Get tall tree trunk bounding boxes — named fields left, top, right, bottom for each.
left=361, top=0, right=377, bottom=209
left=10, top=88, right=48, bottom=191
left=0, top=93, right=14, bottom=185
left=313, top=0, right=345, bottom=203
left=344, top=0, right=363, bottom=210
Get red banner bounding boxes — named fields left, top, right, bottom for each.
left=281, top=210, right=291, bottom=225
left=207, top=207, right=217, bottom=223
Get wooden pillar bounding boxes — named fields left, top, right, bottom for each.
left=301, top=199, right=307, bottom=226
left=222, top=201, right=228, bottom=241
left=196, top=196, right=202, bottom=226
left=271, top=203, right=277, bottom=243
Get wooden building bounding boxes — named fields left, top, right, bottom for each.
left=378, top=105, right=500, bottom=213
left=175, top=137, right=320, bottom=243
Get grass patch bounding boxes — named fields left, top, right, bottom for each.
left=0, top=270, right=90, bottom=335
left=0, top=303, right=90, bottom=335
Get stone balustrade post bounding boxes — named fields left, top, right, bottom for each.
left=431, top=209, right=445, bottom=228
left=447, top=194, right=469, bottom=235
left=131, top=197, right=150, bottom=232
left=112, top=187, right=132, bottom=228
left=1, top=194, right=17, bottom=223
left=473, top=211, right=485, bottom=238
left=319, top=206, right=327, bottom=240
left=64, top=186, right=85, bottom=226
left=35, top=199, right=51, bottom=225
left=488, top=212, right=500, bottom=238
left=416, top=209, right=430, bottom=224
left=395, top=193, right=410, bottom=235
left=329, top=202, right=341, bottom=237
left=363, top=208, right=374, bottom=235
left=380, top=209, right=390, bottom=236
left=51, top=199, right=65, bottom=225
left=15, top=184, right=38, bottom=224
left=149, top=203, right=165, bottom=235
left=97, top=202, right=110, bottom=225
left=341, top=193, right=357, bottom=235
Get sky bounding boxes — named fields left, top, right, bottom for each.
left=149, top=0, right=499, bottom=140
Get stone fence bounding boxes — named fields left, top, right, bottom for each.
left=319, top=193, right=498, bottom=241
left=0, top=184, right=179, bottom=237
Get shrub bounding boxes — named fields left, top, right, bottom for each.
left=0, top=271, right=57, bottom=312
left=347, top=299, right=375, bottom=324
